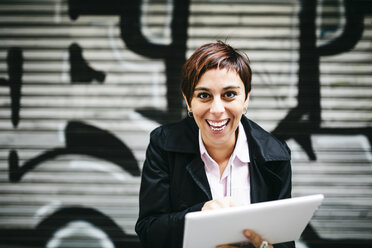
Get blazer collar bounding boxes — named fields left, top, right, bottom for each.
left=163, top=117, right=199, bottom=154
left=241, top=116, right=291, bottom=163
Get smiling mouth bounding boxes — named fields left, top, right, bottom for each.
left=206, top=119, right=230, bottom=131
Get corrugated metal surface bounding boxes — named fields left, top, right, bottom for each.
left=0, top=0, right=371, bottom=247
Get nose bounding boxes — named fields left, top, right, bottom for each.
left=210, top=97, right=225, bottom=115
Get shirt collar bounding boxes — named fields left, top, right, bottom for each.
left=199, top=129, right=213, bottom=165
left=199, top=121, right=250, bottom=164
left=233, top=122, right=250, bottom=163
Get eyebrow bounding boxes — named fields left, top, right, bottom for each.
left=194, top=86, right=241, bottom=91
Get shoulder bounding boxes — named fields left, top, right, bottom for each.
left=241, top=116, right=291, bottom=161
left=149, top=117, right=199, bottom=153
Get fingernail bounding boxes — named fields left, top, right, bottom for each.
left=244, top=230, right=251, bottom=237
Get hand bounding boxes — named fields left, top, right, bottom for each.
left=216, top=229, right=273, bottom=248
left=202, top=197, right=240, bottom=211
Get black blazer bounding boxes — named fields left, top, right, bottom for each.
left=135, top=116, right=295, bottom=248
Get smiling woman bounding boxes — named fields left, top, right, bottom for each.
left=135, top=41, right=294, bottom=248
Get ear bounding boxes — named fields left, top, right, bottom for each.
left=244, top=93, right=250, bottom=109
left=182, top=93, right=192, bottom=112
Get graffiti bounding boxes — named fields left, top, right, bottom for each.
left=69, top=43, right=106, bottom=83
left=318, top=0, right=372, bottom=56
left=0, top=0, right=372, bottom=247
left=68, top=0, right=190, bottom=123
left=272, top=0, right=372, bottom=161
left=0, top=47, right=23, bottom=128
left=4, top=119, right=140, bottom=247
left=0, top=207, right=140, bottom=248
left=9, top=121, right=140, bottom=182
left=319, top=0, right=341, bottom=38
left=273, top=0, right=372, bottom=246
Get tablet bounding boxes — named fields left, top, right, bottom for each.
left=183, top=194, right=324, bottom=248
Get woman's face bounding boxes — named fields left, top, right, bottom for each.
left=187, top=68, right=249, bottom=149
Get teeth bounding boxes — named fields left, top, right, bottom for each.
left=211, top=125, right=226, bottom=131
left=207, top=120, right=228, bottom=127
left=207, top=120, right=228, bottom=131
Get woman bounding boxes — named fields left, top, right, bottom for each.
left=135, top=41, right=295, bottom=248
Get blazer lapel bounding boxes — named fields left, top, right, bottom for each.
left=185, top=156, right=212, bottom=200
left=249, top=159, right=268, bottom=204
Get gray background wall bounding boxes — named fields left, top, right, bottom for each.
left=0, top=0, right=371, bottom=247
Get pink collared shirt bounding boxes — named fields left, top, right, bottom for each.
left=199, top=122, right=251, bottom=205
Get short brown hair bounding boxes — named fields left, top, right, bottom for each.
left=180, top=41, right=252, bottom=106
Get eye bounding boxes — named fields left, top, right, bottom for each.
left=224, top=91, right=237, bottom=98
left=197, top=92, right=210, bottom=99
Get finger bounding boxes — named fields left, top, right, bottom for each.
left=228, top=197, right=240, bottom=207
left=220, top=196, right=240, bottom=208
left=217, top=198, right=231, bottom=208
left=202, top=197, right=241, bottom=211
left=243, top=229, right=258, bottom=247
left=211, top=201, right=222, bottom=209
left=201, top=202, right=211, bottom=211
left=243, top=229, right=273, bottom=248
left=202, top=200, right=220, bottom=211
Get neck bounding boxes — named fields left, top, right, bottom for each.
left=206, top=142, right=234, bottom=165
left=203, top=129, right=238, bottom=176
left=206, top=144, right=234, bottom=177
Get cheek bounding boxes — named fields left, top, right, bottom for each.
left=190, top=100, right=207, bottom=115
left=228, top=102, right=245, bottom=115
left=193, top=107, right=208, bottom=121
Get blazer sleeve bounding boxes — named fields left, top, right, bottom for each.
left=274, top=143, right=296, bottom=248
left=277, top=142, right=293, bottom=201
left=135, top=129, right=204, bottom=248
left=273, top=162, right=296, bottom=248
